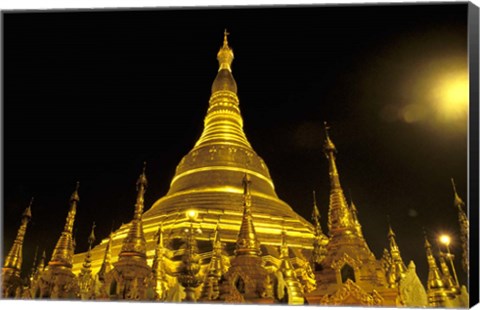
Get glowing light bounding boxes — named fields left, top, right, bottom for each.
left=393, top=57, right=468, bottom=130
left=439, top=234, right=451, bottom=246
left=186, top=209, right=198, bottom=221
left=434, top=72, right=468, bottom=121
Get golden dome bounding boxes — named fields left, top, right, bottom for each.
left=73, top=32, right=314, bottom=275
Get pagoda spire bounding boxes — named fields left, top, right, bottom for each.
left=37, top=250, right=46, bottom=274
left=152, top=224, right=169, bottom=301
left=235, top=173, right=261, bottom=256
left=49, top=182, right=79, bottom=268
left=194, top=31, right=251, bottom=149
left=119, top=162, right=148, bottom=259
left=387, top=223, right=407, bottom=281
left=78, top=222, right=96, bottom=300
left=28, top=246, right=39, bottom=284
left=451, top=178, right=469, bottom=273
left=200, top=225, right=225, bottom=301
left=106, top=162, right=153, bottom=301
left=217, top=29, right=234, bottom=72
left=3, top=198, right=33, bottom=276
left=438, top=251, right=456, bottom=290
left=424, top=235, right=448, bottom=307
left=311, top=190, right=322, bottom=234
left=276, top=230, right=304, bottom=304
left=96, top=232, right=113, bottom=283
left=81, top=222, right=96, bottom=270
left=424, top=236, right=445, bottom=291
left=2, top=198, right=33, bottom=297
left=311, top=191, right=328, bottom=264
left=323, top=122, right=356, bottom=235
left=350, top=195, right=364, bottom=237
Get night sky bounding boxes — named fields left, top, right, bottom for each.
left=2, top=3, right=470, bottom=288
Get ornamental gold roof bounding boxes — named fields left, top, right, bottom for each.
left=72, top=32, right=314, bottom=276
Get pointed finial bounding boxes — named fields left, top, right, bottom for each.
left=137, top=162, right=148, bottom=190
left=324, top=121, right=330, bottom=138
left=70, top=181, right=80, bottom=202
left=387, top=215, right=395, bottom=237
left=323, top=121, right=336, bottom=152
left=349, top=190, right=359, bottom=214
left=312, top=191, right=320, bottom=226
left=23, top=197, right=33, bottom=219
left=223, top=29, right=230, bottom=47
left=424, top=230, right=432, bottom=249
left=451, top=178, right=457, bottom=193
left=38, top=250, right=46, bottom=271
left=235, top=174, right=261, bottom=256
left=88, top=222, right=96, bottom=246
left=217, top=30, right=234, bottom=72
left=451, top=178, right=465, bottom=207
left=311, top=190, right=321, bottom=220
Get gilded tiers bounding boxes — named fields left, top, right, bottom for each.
left=50, top=183, right=79, bottom=268
left=3, top=199, right=32, bottom=275
left=143, top=32, right=314, bottom=251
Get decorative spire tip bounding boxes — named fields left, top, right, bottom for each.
left=223, top=29, right=230, bottom=47
left=324, top=121, right=330, bottom=137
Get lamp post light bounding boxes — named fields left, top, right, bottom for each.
left=439, top=234, right=459, bottom=287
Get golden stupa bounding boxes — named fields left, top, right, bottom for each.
left=72, top=31, right=315, bottom=276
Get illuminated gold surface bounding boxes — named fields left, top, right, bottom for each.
left=118, top=163, right=148, bottom=259
left=2, top=199, right=32, bottom=297
left=50, top=183, right=79, bottom=269
left=306, top=126, right=407, bottom=307
left=200, top=226, right=229, bottom=301
left=235, top=174, right=261, bottom=256
left=29, top=184, right=80, bottom=299
left=424, top=237, right=448, bottom=307
left=276, top=230, right=304, bottom=304
left=72, top=32, right=314, bottom=282
left=311, top=191, right=328, bottom=264
left=16, top=32, right=461, bottom=306
left=386, top=224, right=407, bottom=286
left=98, top=165, right=154, bottom=300
left=218, top=182, right=273, bottom=304
left=78, top=223, right=96, bottom=300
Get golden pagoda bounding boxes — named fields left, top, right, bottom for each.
left=30, top=183, right=80, bottom=299
left=72, top=30, right=314, bottom=285
left=425, top=236, right=448, bottom=307
left=98, top=163, right=155, bottom=300
left=2, top=198, right=32, bottom=298
left=311, top=191, right=329, bottom=265
left=304, top=124, right=427, bottom=307
left=77, top=223, right=96, bottom=300
left=217, top=173, right=274, bottom=304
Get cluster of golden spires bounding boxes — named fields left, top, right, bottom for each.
left=2, top=31, right=470, bottom=307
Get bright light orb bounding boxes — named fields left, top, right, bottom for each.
left=186, top=209, right=198, bottom=221
left=434, top=71, right=468, bottom=122
left=439, top=234, right=451, bottom=246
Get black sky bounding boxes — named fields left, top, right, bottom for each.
left=2, top=3, right=470, bottom=288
